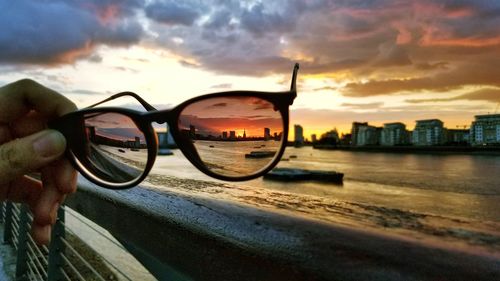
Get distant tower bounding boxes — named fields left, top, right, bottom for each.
left=243, top=129, right=246, bottom=139
left=189, top=125, right=196, bottom=138
left=229, top=131, right=236, bottom=140
left=294, top=125, right=304, bottom=146
left=311, top=134, right=317, bottom=143
left=264, top=128, right=271, bottom=140
left=222, top=131, right=228, bottom=140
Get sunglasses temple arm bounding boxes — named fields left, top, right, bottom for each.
left=290, top=63, right=299, bottom=92
left=86, top=91, right=158, bottom=111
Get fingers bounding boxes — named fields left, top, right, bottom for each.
left=0, top=79, right=77, bottom=123
left=10, top=111, right=48, bottom=138
left=0, top=129, right=66, bottom=186
left=0, top=176, right=42, bottom=205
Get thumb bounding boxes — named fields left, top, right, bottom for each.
left=0, top=130, right=66, bottom=185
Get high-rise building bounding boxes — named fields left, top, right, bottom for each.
left=294, top=125, right=304, bottom=146
left=229, top=130, right=236, bottom=140
left=470, top=114, right=500, bottom=145
left=264, top=128, right=271, bottom=140
left=412, top=119, right=445, bottom=146
left=381, top=122, right=409, bottom=146
left=356, top=124, right=379, bottom=146
left=189, top=125, right=196, bottom=138
left=351, top=122, right=368, bottom=146
left=222, top=131, right=228, bottom=140
left=311, top=134, right=317, bottom=143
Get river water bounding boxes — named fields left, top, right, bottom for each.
left=151, top=146, right=500, bottom=223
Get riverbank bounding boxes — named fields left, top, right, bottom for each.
left=312, top=144, right=500, bottom=155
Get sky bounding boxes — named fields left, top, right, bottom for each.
left=1, top=0, right=499, bottom=139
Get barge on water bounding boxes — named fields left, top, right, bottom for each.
left=264, top=168, right=343, bottom=184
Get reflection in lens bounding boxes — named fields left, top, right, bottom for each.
left=73, top=112, right=148, bottom=184
left=179, top=97, right=284, bottom=177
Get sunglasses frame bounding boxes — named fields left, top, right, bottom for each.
left=50, top=64, right=299, bottom=189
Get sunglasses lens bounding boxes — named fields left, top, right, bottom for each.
left=72, top=112, right=149, bottom=184
left=179, top=96, right=284, bottom=178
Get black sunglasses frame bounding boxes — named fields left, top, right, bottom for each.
left=50, top=64, right=299, bottom=189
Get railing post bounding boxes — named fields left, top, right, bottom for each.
left=3, top=201, right=13, bottom=244
left=15, top=205, right=30, bottom=280
left=47, top=206, right=66, bottom=281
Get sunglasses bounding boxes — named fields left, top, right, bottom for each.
left=49, top=64, right=300, bottom=189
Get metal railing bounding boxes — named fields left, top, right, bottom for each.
left=0, top=202, right=136, bottom=281
left=2, top=178, right=500, bottom=281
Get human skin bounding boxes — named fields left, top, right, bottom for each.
left=0, top=79, right=77, bottom=245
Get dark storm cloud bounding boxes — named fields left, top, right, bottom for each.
left=0, top=0, right=144, bottom=64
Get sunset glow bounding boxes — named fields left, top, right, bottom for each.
left=1, top=0, right=499, bottom=140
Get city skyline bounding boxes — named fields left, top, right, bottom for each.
left=1, top=1, right=500, bottom=140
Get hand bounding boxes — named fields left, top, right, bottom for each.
left=0, top=79, right=77, bottom=245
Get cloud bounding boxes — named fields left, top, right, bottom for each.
left=341, top=102, right=384, bottom=109
left=0, top=0, right=144, bottom=65
left=145, top=1, right=201, bottom=26
left=342, top=61, right=500, bottom=97
left=406, top=88, right=500, bottom=104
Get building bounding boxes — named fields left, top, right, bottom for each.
left=381, top=122, right=409, bottom=146
left=229, top=130, right=236, bottom=140
left=445, top=129, right=470, bottom=145
left=412, top=119, right=445, bottom=146
left=339, top=133, right=352, bottom=145
left=319, top=129, right=340, bottom=145
left=294, top=125, right=304, bottom=146
left=157, top=129, right=177, bottom=149
left=311, top=134, right=317, bottom=143
left=263, top=128, right=271, bottom=140
left=470, top=114, right=500, bottom=145
left=351, top=122, right=368, bottom=146
left=222, top=131, right=228, bottom=140
left=356, top=124, right=379, bottom=146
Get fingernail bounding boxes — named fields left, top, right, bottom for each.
left=33, top=130, right=66, bottom=157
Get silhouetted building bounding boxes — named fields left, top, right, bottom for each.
left=264, top=128, right=271, bottom=140
left=222, top=131, right=228, bottom=140
left=351, top=122, right=368, bottom=146
left=311, top=134, right=317, bottom=143
left=243, top=129, right=246, bottom=139
left=319, top=129, right=339, bottom=145
left=381, top=122, right=409, bottom=146
left=339, top=133, right=352, bottom=145
left=229, top=131, right=236, bottom=140
left=470, top=114, right=500, bottom=145
left=189, top=125, right=196, bottom=138
left=412, top=119, right=445, bottom=146
left=294, top=125, right=304, bottom=146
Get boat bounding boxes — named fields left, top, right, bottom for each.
left=118, top=149, right=126, bottom=153
left=289, top=155, right=298, bottom=159
left=209, top=145, right=215, bottom=148
left=264, top=168, right=343, bottom=183
left=158, top=148, right=174, bottom=156
left=245, top=151, right=275, bottom=158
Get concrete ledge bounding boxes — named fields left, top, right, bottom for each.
left=65, top=179, right=500, bottom=281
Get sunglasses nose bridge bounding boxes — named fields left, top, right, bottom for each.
left=145, top=109, right=175, bottom=125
